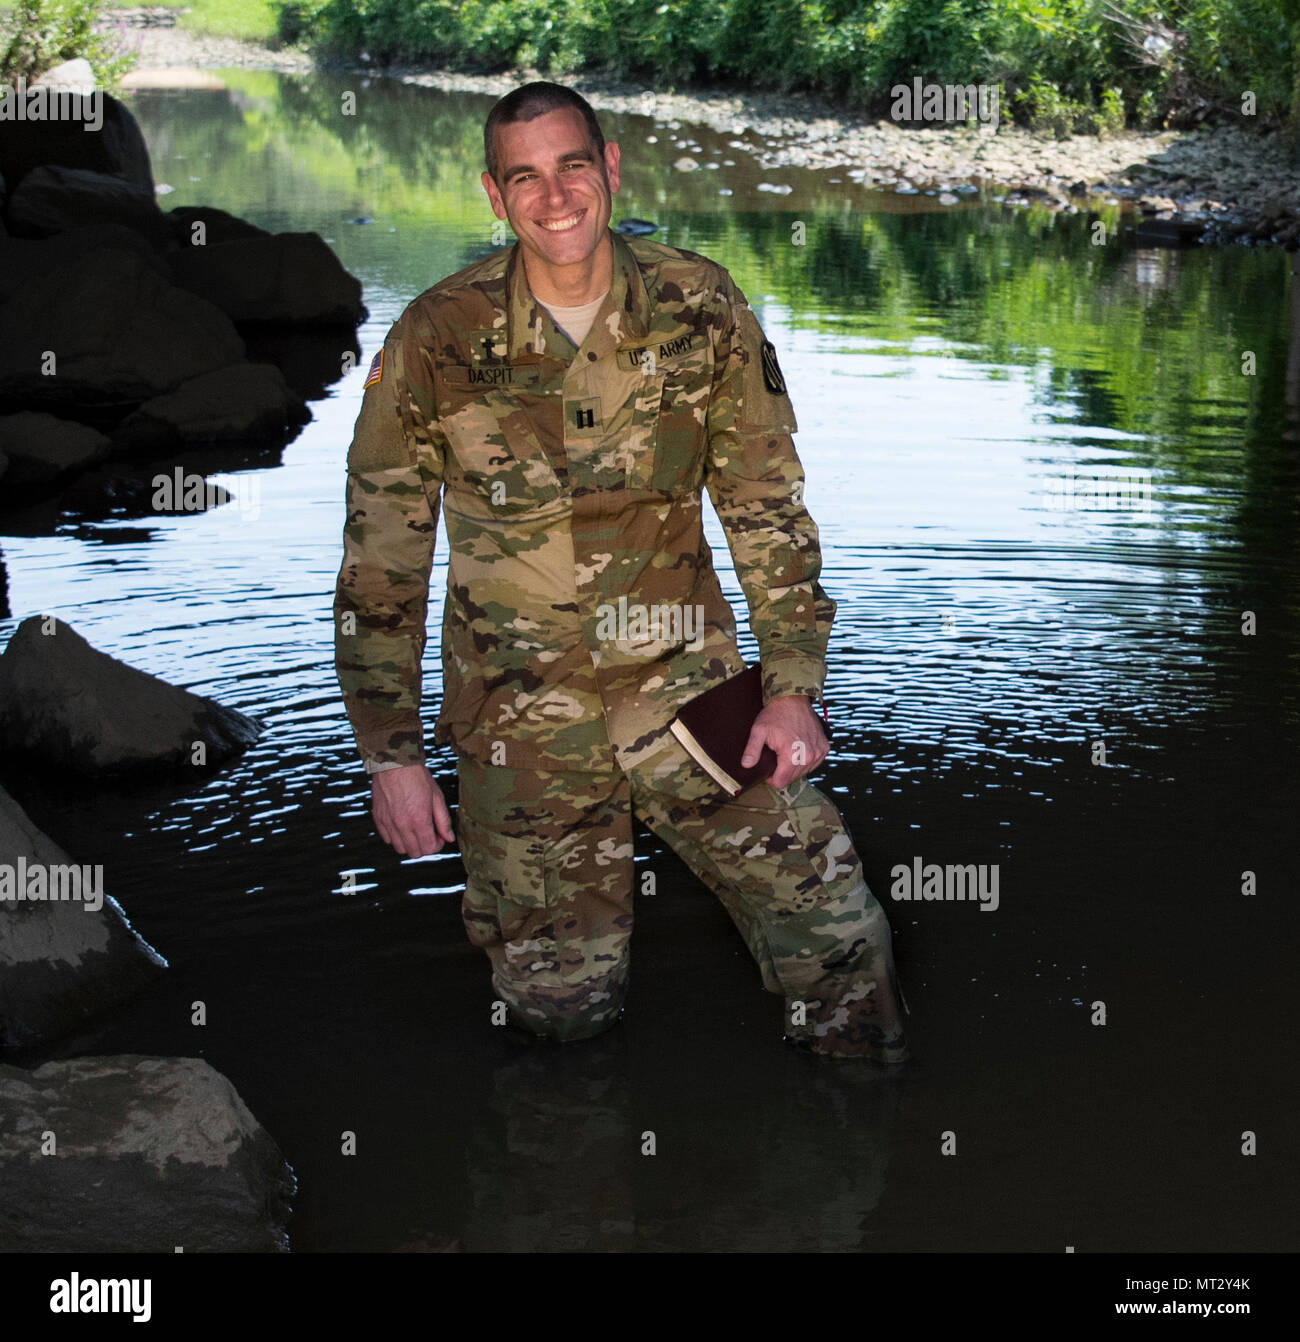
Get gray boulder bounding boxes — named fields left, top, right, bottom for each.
left=6, top=164, right=168, bottom=244
left=31, top=59, right=96, bottom=94
left=170, top=231, right=365, bottom=325
left=0, top=1055, right=294, bottom=1251
left=113, top=362, right=307, bottom=455
left=0, top=247, right=244, bottom=410
left=0, top=785, right=165, bottom=1052
left=0, top=411, right=111, bottom=491
left=0, top=616, right=262, bottom=775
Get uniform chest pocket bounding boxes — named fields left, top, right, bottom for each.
left=623, top=336, right=714, bottom=494
left=435, top=363, right=564, bottom=515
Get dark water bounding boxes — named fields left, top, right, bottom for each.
left=2, top=72, right=1296, bottom=1252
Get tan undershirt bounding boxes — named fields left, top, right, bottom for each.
left=537, top=288, right=610, bottom=349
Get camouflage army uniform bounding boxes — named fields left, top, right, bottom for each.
left=334, top=228, right=909, bottom=1061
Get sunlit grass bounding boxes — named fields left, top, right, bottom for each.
left=100, top=0, right=281, bottom=44
left=179, top=0, right=280, bottom=42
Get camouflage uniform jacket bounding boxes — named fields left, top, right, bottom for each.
left=334, top=228, right=836, bottom=775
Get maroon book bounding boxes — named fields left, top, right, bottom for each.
left=669, top=664, right=779, bottom=795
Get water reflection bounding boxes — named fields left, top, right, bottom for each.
left=463, top=1031, right=902, bottom=1252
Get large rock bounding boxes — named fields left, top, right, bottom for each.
left=0, top=223, right=168, bottom=303
left=243, top=325, right=360, bottom=402
left=0, top=88, right=153, bottom=194
left=5, top=164, right=168, bottom=244
left=0, top=247, right=245, bottom=411
left=0, top=786, right=165, bottom=1052
left=0, top=616, right=262, bottom=775
left=113, top=362, right=308, bottom=455
left=0, top=1055, right=294, bottom=1251
left=31, top=59, right=96, bottom=94
left=0, top=411, right=111, bottom=492
left=170, top=232, right=365, bottom=325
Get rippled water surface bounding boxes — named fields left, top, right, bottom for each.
left=2, top=73, right=1296, bottom=1252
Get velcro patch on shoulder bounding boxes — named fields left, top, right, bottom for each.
left=348, top=341, right=415, bottom=471
left=736, top=308, right=798, bottom=434
left=363, top=348, right=383, bottom=389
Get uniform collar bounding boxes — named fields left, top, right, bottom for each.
left=506, top=228, right=650, bottom=362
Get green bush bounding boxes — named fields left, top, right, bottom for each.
left=1014, top=76, right=1084, bottom=138
left=1177, top=0, right=1295, bottom=120
left=0, top=0, right=135, bottom=89
left=1093, top=84, right=1126, bottom=136
left=269, top=0, right=1299, bottom=132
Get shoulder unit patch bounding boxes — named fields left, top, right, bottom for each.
left=759, top=340, right=786, bottom=395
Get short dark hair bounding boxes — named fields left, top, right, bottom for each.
left=483, top=81, right=606, bottom=185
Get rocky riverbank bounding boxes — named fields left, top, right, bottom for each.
left=107, top=5, right=1300, bottom=249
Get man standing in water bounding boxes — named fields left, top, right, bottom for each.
left=334, top=81, right=909, bottom=1061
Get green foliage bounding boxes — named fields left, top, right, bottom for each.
left=1094, top=84, right=1125, bottom=136
left=0, top=0, right=135, bottom=88
left=1014, top=75, right=1085, bottom=137
left=871, top=0, right=999, bottom=87
left=269, top=0, right=1300, bottom=132
left=715, top=0, right=858, bottom=96
left=1176, top=0, right=1296, bottom=119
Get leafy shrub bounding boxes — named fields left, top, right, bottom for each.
left=1015, top=77, right=1083, bottom=138
left=1093, top=84, right=1126, bottom=136
left=270, top=0, right=1299, bottom=132
left=0, top=0, right=135, bottom=89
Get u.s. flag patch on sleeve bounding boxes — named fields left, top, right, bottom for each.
left=363, top=348, right=383, bottom=388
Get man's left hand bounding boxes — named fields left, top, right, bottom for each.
left=741, top=694, right=829, bottom=791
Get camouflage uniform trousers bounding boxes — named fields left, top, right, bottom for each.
left=457, top=748, right=911, bottom=1063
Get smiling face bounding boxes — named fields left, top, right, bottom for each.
left=481, top=106, right=621, bottom=301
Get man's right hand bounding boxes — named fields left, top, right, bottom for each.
left=371, top=764, right=455, bottom=857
